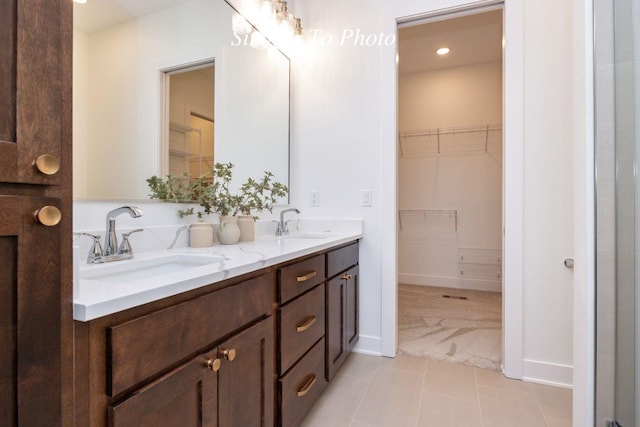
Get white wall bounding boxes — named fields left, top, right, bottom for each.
left=292, top=0, right=579, bottom=391
left=398, top=62, right=503, bottom=292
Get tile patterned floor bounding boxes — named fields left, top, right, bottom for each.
left=398, top=284, right=502, bottom=370
left=301, top=353, right=572, bottom=427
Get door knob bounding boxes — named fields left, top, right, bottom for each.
left=33, top=154, right=60, bottom=175
left=34, top=206, right=62, bottom=226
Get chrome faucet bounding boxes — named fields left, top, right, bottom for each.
left=104, top=206, right=143, bottom=256
left=276, top=208, right=300, bottom=236
left=74, top=206, right=143, bottom=264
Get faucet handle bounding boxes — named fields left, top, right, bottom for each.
left=118, top=228, right=143, bottom=256
left=74, top=232, right=104, bottom=263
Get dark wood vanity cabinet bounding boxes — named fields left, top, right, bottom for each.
left=75, top=272, right=275, bottom=427
left=1, top=0, right=73, bottom=425
left=75, top=241, right=360, bottom=427
left=109, top=318, right=274, bottom=427
left=326, top=243, right=360, bottom=381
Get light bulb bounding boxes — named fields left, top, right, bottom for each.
left=436, top=47, right=450, bottom=55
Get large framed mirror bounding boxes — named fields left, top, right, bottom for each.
left=73, top=0, right=290, bottom=201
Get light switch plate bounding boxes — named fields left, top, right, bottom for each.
left=361, top=190, right=372, bottom=207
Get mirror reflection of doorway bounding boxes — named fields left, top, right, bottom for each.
left=396, top=7, right=504, bottom=370
left=166, top=63, right=215, bottom=179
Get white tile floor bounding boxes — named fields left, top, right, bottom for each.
left=301, top=353, right=572, bottom=427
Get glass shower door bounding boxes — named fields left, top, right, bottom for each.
left=595, top=0, right=639, bottom=426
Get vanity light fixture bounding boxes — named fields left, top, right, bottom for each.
left=436, top=47, right=451, bottom=55
left=232, top=0, right=304, bottom=52
left=293, top=18, right=303, bottom=37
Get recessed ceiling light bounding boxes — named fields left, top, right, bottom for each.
left=436, top=47, right=450, bottom=55
left=73, top=0, right=87, bottom=3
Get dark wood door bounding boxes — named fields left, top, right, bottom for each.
left=109, top=351, right=218, bottom=427
left=218, top=317, right=275, bottom=427
left=0, top=0, right=73, bottom=425
left=0, top=0, right=69, bottom=186
left=0, top=196, right=66, bottom=426
left=326, top=266, right=359, bottom=381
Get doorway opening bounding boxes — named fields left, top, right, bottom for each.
left=396, top=6, right=504, bottom=370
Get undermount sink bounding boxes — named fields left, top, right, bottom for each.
left=80, top=254, right=225, bottom=284
left=284, top=233, right=332, bottom=240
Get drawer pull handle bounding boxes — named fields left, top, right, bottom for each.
left=206, top=358, right=221, bottom=372
left=341, top=274, right=353, bottom=280
left=297, top=374, right=317, bottom=397
left=222, top=348, right=236, bottom=361
left=296, top=271, right=317, bottom=282
left=296, top=316, right=317, bottom=333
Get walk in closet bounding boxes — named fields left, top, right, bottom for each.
left=396, top=8, right=504, bottom=369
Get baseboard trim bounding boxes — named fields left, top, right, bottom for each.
left=353, top=334, right=382, bottom=356
left=398, top=273, right=502, bottom=293
left=522, top=359, right=573, bottom=389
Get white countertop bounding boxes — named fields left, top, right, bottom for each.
left=73, top=229, right=362, bottom=321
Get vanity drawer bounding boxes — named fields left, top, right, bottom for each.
left=327, top=242, right=359, bottom=279
left=107, top=272, right=273, bottom=397
left=278, top=254, right=325, bottom=304
left=278, top=338, right=327, bottom=427
left=278, top=284, right=325, bottom=374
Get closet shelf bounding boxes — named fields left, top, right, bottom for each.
left=398, top=123, right=502, bottom=157
left=398, top=209, right=458, bottom=231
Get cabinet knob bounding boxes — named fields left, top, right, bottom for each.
left=341, top=274, right=352, bottom=280
left=206, top=358, right=221, bottom=372
left=297, top=374, right=317, bottom=397
left=34, top=206, right=62, bottom=226
left=32, top=154, right=60, bottom=175
left=222, top=348, right=236, bottom=361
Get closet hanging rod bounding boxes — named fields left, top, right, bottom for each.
left=399, top=123, right=502, bottom=138
left=398, top=209, right=458, bottom=231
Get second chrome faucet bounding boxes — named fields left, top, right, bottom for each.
left=276, top=208, right=300, bottom=236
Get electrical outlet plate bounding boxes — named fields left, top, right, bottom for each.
left=310, top=190, right=319, bottom=207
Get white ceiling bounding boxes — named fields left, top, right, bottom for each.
left=73, top=0, right=192, bottom=34
left=398, top=9, right=503, bottom=74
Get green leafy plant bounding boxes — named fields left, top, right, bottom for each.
left=146, top=162, right=288, bottom=220
left=146, top=173, right=195, bottom=203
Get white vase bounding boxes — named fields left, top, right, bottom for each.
left=217, top=216, right=241, bottom=245
left=238, top=215, right=255, bottom=242
left=189, top=223, right=214, bottom=247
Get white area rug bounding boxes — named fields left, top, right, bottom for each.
left=398, top=284, right=502, bottom=370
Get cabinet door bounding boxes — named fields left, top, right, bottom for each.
left=326, top=274, right=346, bottom=381
left=345, top=266, right=359, bottom=353
left=326, top=266, right=359, bottom=381
left=0, top=0, right=68, bottom=185
left=0, top=196, right=64, bottom=426
left=218, top=317, right=275, bottom=427
left=109, top=351, right=218, bottom=427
